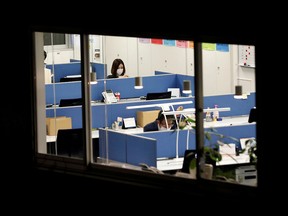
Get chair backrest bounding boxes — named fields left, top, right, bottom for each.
left=181, top=149, right=197, bottom=173
left=248, top=107, right=256, bottom=123
left=56, top=128, right=84, bottom=158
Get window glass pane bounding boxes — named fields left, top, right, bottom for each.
left=201, top=43, right=257, bottom=186
left=34, top=32, right=257, bottom=187
left=35, top=32, right=84, bottom=160
left=44, top=33, right=66, bottom=46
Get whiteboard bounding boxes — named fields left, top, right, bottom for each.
left=238, top=45, right=255, bottom=68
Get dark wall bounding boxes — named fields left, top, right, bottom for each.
left=6, top=14, right=282, bottom=210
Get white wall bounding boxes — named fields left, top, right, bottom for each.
left=47, top=35, right=256, bottom=96
left=45, top=49, right=74, bottom=64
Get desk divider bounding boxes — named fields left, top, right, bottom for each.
left=46, top=62, right=106, bottom=83
left=98, top=123, right=256, bottom=168
left=98, top=129, right=197, bottom=167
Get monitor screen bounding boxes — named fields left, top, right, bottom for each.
left=146, top=91, right=171, bottom=100
left=59, top=98, right=82, bottom=107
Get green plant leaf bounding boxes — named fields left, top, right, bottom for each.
left=189, top=158, right=197, bottom=169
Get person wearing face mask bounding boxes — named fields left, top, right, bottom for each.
left=107, top=58, right=129, bottom=78
left=143, top=110, right=176, bottom=132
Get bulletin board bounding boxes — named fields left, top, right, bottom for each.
left=238, top=45, right=255, bottom=68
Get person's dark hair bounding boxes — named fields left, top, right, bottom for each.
left=111, top=58, right=126, bottom=77
left=157, top=110, right=175, bottom=122
left=44, top=50, right=47, bottom=60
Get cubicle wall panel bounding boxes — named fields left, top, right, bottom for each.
left=175, top=74, right=195, bottom=97
left=98, top=129, right=127, bottom=163
left=204, top=124, right=256, bottom=149
left=46, top=62, right=106, bottom=83
left=105, top=74, right=177, bottom=99
left=46, top=82, right=82, bottom=104
left=91, top=105, right=106, bottom=128
left=138, top=130, right=197, bottom=158
left=105, top=97, right=194, bottom=129
left=138, top=131, right=177, bottom=158
left=177, top=130, right=196, bottom=157
left=91, top=81, right=105, bottom=101
left=46, top=107, right=83, bottom=128
left=126, top=135, right=157, bottom=167
left=204, top=93, right=256, bottom=117
left=46, top=62, right=81, bottom=82
left=91, top=62, right=106, bottom=80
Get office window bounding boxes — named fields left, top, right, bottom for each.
left=44, top=33, right=66, bottom=46
left=33, top=31, right=257, bottom=199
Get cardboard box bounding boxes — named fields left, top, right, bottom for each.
left=137, top=110, right=160, bottom=127
left=46, top=116, right=72, bottom=136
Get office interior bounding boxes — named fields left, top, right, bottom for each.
left=10, top=22, right=278, bottom=206
left=34, top=31, right=258, bottom=186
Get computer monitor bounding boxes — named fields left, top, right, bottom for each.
left=146, top=91, right=171, bottom=100
left=60, top=75, right=82, bottom=82
left=59, top=98, right=82, bottom=107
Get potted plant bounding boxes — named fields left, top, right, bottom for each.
left=178, top=114, right=252, bottom=180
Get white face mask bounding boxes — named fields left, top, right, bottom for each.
left=117, top=68, right=123, bottom=75
left=158, top=126, right=171, bottom=131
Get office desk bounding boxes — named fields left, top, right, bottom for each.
left=46, top=130, right=99, bottom=156
left=204, top=115, right=253, bottom=128
left=46, top=130, right=99, bottom=143
left=157, top=157, right=184, bottom=171
left=107, top=127, right=143, bottom=134
left=216, top=154, right=250, bottom=166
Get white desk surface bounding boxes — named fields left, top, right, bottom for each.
left=46, top=116, right=253, bottom=170
left=157, top=157, right=184, bottom=171
left=107, top=127, right=143, bottom=134
left=204, top=115, right=253, bottom=128
left=46, top=128, right=143, bottom=143
left=216, top=154, right=250, bottom=166
left=46, top=130, right=99, bottom=143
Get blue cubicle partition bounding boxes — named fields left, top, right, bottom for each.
left=126, top=135, right=157, bottom=166
left=99, top=129, right=196, bottom=167
left=204, top=124, right=256, bottom=150
left=105, top=74, right=178, bottom=99
left=137, top=130, right=196, bottom=158
left=45, top=71, right=255, bottom=129
left=99, top=123, right=256, bottom=168
left=46, top=82, right=82, bottom=104
left=46, top=73, right=180, bottom=103
left=46, top=104, right=106, bottom=129
left=46, top=62, right=81, bottom=82
left=46, top=62, right=106, bottom=82
left=98, top=129, right=128, bottom=163
left=46, top=106, right=83, bottom=129
left=203, top=93, right=256, bottom=117
left=91, top=62, right=106, bottom=79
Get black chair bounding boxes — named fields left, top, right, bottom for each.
left=248, top=107, right=256, bottom=123
left=181, top=149, right=197, bottom=173
left=56, top=128, right=84, bottom=158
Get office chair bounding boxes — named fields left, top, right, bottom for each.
left=181, top=149, right=197, bottom=173
left=56, top=128, right=84, bottom=158
left=248, top=107, right=256, bottom=123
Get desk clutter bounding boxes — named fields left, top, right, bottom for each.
left=46, top=116, right=72, bottom=136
